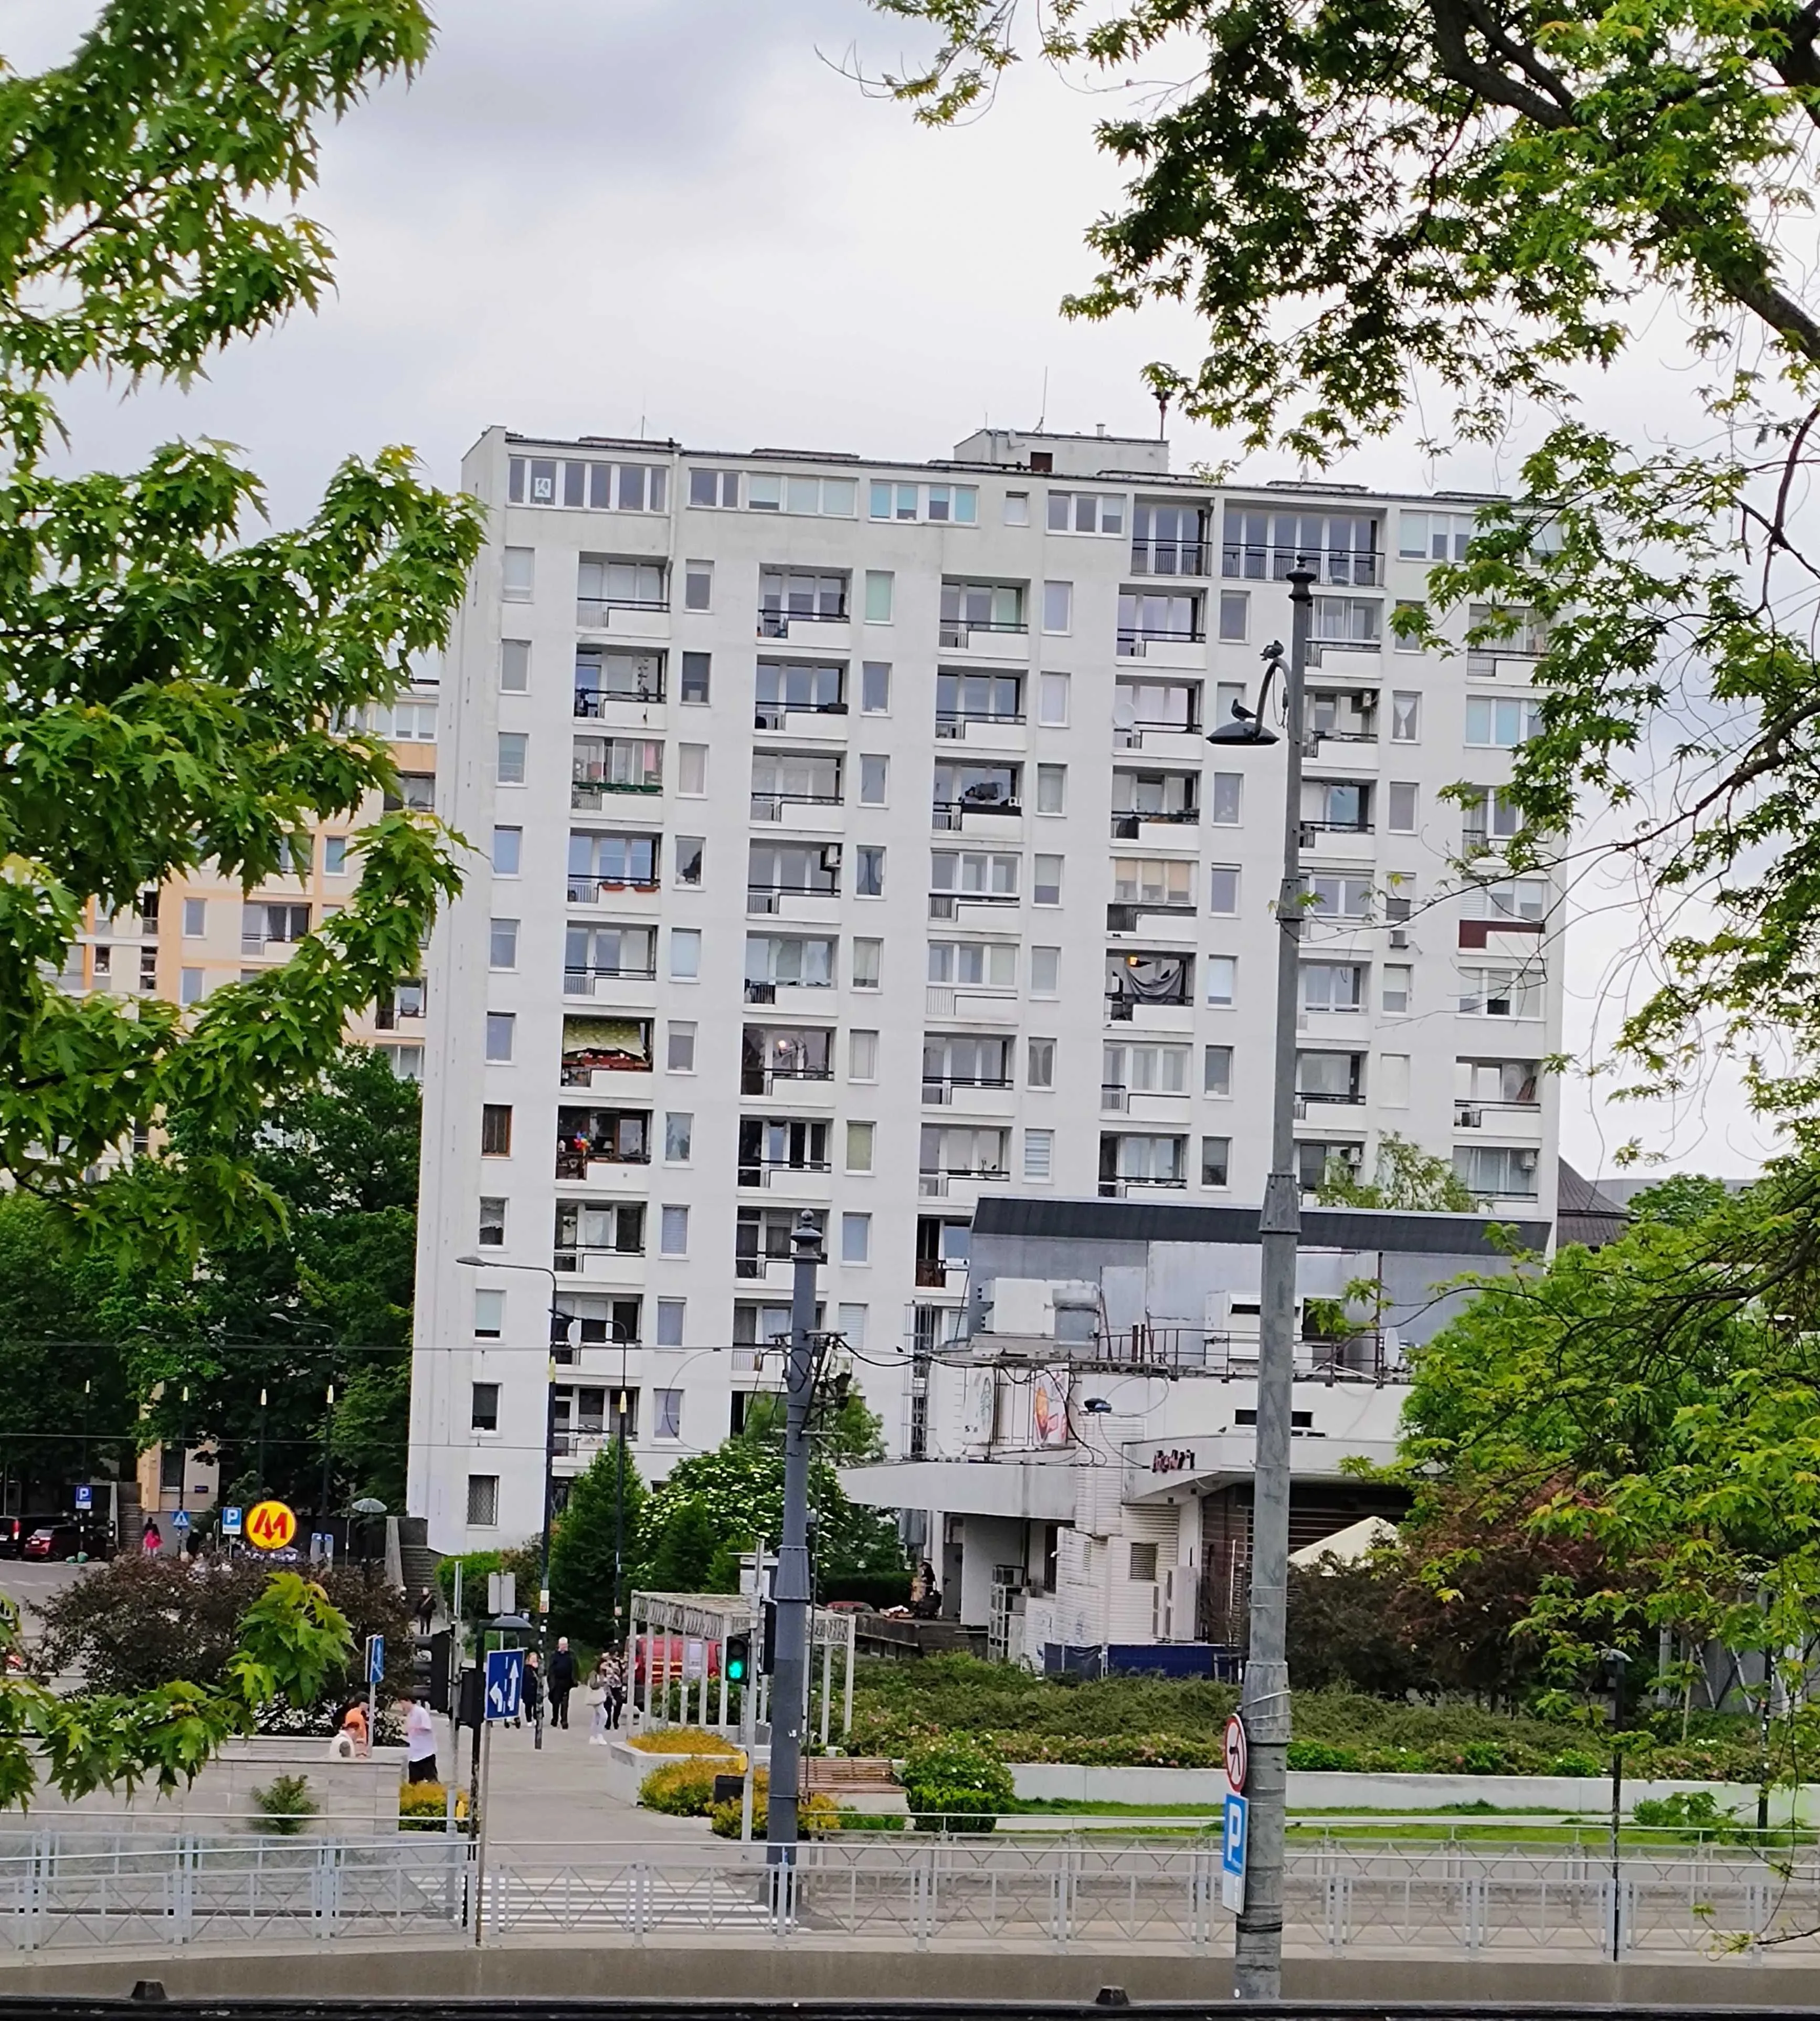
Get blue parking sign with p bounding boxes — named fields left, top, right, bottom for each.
left=1221, top=1792, right=1248, bottom=1912
left=483, top=1647, right=523, bottom=1722
left=73, top=1485, right=92, bottom=1511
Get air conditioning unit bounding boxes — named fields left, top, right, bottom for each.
left=1389, top=929, right=1410, bottom=949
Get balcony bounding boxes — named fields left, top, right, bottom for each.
left=920, top=1073, right=1013, bottom=1106
left=1117, top=625, right=1207, bottom=661
left=935, top=710, right=1025, bottom=743
left=577, top=596, right=669, bottom=630
left=1455, top=1099, right=1544, bottom=1132
left=1129, top=538, right=1210, bottom=577
left=554, top=1243, right=646, bottom=1275
left=1221, top=542, right=1382, bottom=587
left=570, top=779, right=662, bottom=812
left=741, top=1065, right=835, bottom=1098
left=1111, top=807, right=1199, bottom=842
left=932, top=798, right=1022, bottom=833
left=754, top=700, right=848, bottom=734
left=566, top=876, right=660, bottom=904
left=758, top=604, right=849, bottom=641
left=750, top=792, right=844, bottom=827
left=574, top=683, right=663, bottom=718
left=746, top=881, right=839, bottom=917
left=1299, top=821, right=1374, bottom=855
left=918, top=1165, right=1010, bottom=1198
left=1098, top=1174, right=1189, bottom=1198
left=928, top=890, right=1019, bottom=921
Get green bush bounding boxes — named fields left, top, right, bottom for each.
left=909, top=1785, right=999, bottom=1833
left=901, top=1733, right=1013, bottom=1832
left=250, top=1772, right=319, bottom=1836
left=639, top=1759, right=725, bottom=1817
left=1633, top=1791, right=1733, bottom=1828
left=1286, top=1740, right=1357, bottom=1771
left=1549, top=1749, right=1606, bottom=1777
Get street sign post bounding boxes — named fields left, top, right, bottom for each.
left=483, top=1647, right=523, bottom=1722
left=1222, top=1791, right=1249, bottom=1913
left=472, top=1646, right=526, bottom=1950
left=170, top=1508, right=190, bottom=1532
left=365, top=1633, right=385, bottom=1764
left=247, top=1500, right=297, bottom=1552
left=73, top=1485, right=92, bottom=1512
left=220, top=1506, right=242, bottom=1538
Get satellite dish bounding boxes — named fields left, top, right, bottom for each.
left=1112, top=694, right=1136, bottom=732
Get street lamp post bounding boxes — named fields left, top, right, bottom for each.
left=1207, top=562, right=1314, bottom=1999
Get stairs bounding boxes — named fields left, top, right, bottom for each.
left=397, top=1513, right=441, bottom=1605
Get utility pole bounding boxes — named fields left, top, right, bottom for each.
left=1210, top=562, right=1313, bottom=1999
left=765, top=1211, right=822, bottom=1876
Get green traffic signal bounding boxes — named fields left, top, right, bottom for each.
left=725, top=1632, right=750, bottom=1683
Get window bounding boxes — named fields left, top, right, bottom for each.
left=1031, top=946, right=1060, bottom=996
left=678, top=744, right=707, bottom=795
left=669, top=929, right=701, bottom=981
left=1387, top=782, right=1418, bottom=833
left=323, top=836, right=349, bottom=876
left=655, top=1300, right=685, bottom=1348
left=1463, top=786, right=1525, bottom=846
left=864, top=570, right=894, bottom=623
left=492, top=826, right=522, bottom=875
left=182, top=898, right=206, bottom=938
left=858, top=754, right=888, bottom=806
left=854, top=846, right=885, bottom=899
left=466, top=1475, right=500, bottom=1527
left=496, top=733, right=527, bottom=786
left=1391, top=691, right=1421, bottom=741
left=841, top=1212, right=871, bottom=1264
left=1218, top=590, right=1248, bottom=641
left=501, top=547, right=534, bottom=601
left=1205, top=955, right=1236, bottom=1007
left=1037, top=671, right=1070, bottom=725
left=846, top=1121, right=875, bottom=1173
left=746, top=933, right=836, bottom=986
left=485, top=1013, right=515, bottom=1063
left=500, top=639, right=530, bottom=691
left=683, top=560, right=713, bottom=610
left=1400, top=509, right=1476, bottom=561
left=654, top=1388, right=683, bottom=1439
left=241, top=901, right=310, bottom=955
left=388, top=771, right=435, bottom=813
left=1036, top=763, right=1066, bottom=814
left=1465, top=694, right=1543, bottom=747
left=689, top=467, right=739, bottom=508
left=1112, top=857, right=1193, bottom=908
left=862, top=661, right=891, bottom=713
left=1033, top=855, right=1063, bottom=906
left=1042, top=581, right=1073, bottom=633
left=1104, top=1043, right=1190, bottom=1096
left=489, top=918, right=519, bottom=970
left=660, top=1205, right=690, bottom=1256
left=869, top=479, right=977, bottom=523
left=927, top=940, right=1016, bottom=987
left=1458, top=964, right=1544, bottom=1017
left=510, top=457, right=668, bottom=512
left=481, top=1104, right=513, bottom=1155
left=1204, top=1044, right=1233, bottom=1096
left=1379, top=1054, right=1411, bottom=1106
left=1024, top=1128, right=1054, bottom=1180
left=1300, top=962, right=1363, bottom=1013
left=1382, top=963, right=1412, bottom=1013
left=470, top=1383, right=499, bottom=1434
left=179, top=967, right=204, bottom=1005
left=1309, top=873, right=1373, bottom=919
left=390, top=1045, right=424, bottom=1081
left=478, top=1197, right=506, bottom=1248
left=1464, top=876, right=1548, bottom=922
left=1393, top=598, right=1426, bottom=651
left=1046, top=490, right=1125, bottom=534
left=850, top=1029, right=879, bottom=1080
left=1454, top=1143, right=1541, bottom=1199
left=679, top=651, right=711, bottom=704
left=474, top=1289, right=504, bottom=1339
left=852, top=937, right=882, bottom=988
left=1313, top=595, right=1381, bottom=647
left=1028, top=1037, right=1055, bottom=1089
left=1003, top=490, right=1030, bottom=525
left=676, top=836, right=704, bottom=886
left=1209, top=773, right=1242, bottom=825
left=1207, top=867, right=1239, bottom=915
left=664, top=1113, right=693, bottom=1162
left=667, top=1021, right=696, bottom=1071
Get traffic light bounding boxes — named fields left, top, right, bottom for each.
left=760, top=1597, right=777, bottom=1675
left=413, top=1630, right=453, bottom=1715
left=724, top=1632, right=750, bottom=1686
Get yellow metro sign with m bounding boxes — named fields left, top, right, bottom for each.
left=246, top=1500, right=298, bottom=1552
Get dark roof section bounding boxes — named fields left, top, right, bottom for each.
left=970, top=1194, right=1550, bottom=1258
left=1557, top=1160, right=1629, bottom=1250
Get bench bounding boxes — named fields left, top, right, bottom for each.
left=802, top=1756, right=898, bottom=1794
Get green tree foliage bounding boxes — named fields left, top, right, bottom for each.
left=124, top=1046, right=422, bottom=1510
left=1314, top=1132, right=1477, bottom=1213
left=549, top=1447, right=649, bottom=1647
left=0, top=1, right=481, bottom=1261
left=861, top=0, right=1820, bottom=1123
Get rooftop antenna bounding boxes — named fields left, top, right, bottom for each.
left=1155, top=383, right=1172, bottom=440
left=1035, top=367, right=1049, bottom=433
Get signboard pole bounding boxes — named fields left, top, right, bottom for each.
left=472, top=1719, right=492, bottom=1948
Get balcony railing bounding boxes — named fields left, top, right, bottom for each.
left=914, top=1258, right=953, bottom=1289
left=563, top=963, right=658, bottom=993
left=556, top=1144, right=652, bottom=1178
left=574, top=684, right=664, bottom=717
left=577, top=597, right=668, bottom=626
left=1098, top=1173, right=1188, bottom=1197
left=1299, top=820, right=1373, bottom=845
left=939, top=618, right=1028, bottom=649
left=1117, top=626, right=1205, bottom=658
left=747, top=882, right=838, bottom=915
left=1106, top=990, right=1191, bottom=1021
left=570, top=778, right=662, bottom=809
left=566, top=876, right=660, bottom=903
left=736, top=1156, right=833, bottom=1188
left=1455, top=1099, right=1543, bottom=1127
left=929, top=890, right=1019, bottom=919
left=932, top=797, right=1021, bottom=830
left=740, top=1065, right=834, bottom=1096
left=918, top=1164, right=1010, bottom=1197
left=936, top=711, right=1024, bottom=739
left=1221, top=545, right=1382, bottom=587
left=920, top=1074, right=1013, bottom=1104
left=759, top=605, right=848, bottom=638
left=1129, top=539, right=1210, bottom=577
left=755, top=702, right=846, bottom=731
left=1112, top=808, right=1197, bottom=839
left=1033, top=1322, right=1408, bottom=1384
left=751, top=792, right=843, bottom=822
left=554, top=1241, right=646, bottom=1271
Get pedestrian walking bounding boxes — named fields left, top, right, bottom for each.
left=548, top=1637, right=576, bottom=1729
left=523, top=1650, right=543, bottom=1735
left=586, top=1658, right=609, bottom=1744
left=401, top=1695, right=438, bottom=1784
left=414, top=1585, right=435, bottom=1634
left=140, top=1515, right=161, bottom=1556
left=605, top=1650, right=626, bottom=1731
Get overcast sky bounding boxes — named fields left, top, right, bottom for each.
left=13, top=0, right=1780, bottom=1183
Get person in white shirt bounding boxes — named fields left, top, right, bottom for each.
left=402, top=1696, right=438, bottom=1783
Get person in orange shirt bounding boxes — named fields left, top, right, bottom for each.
left=337, top=1702, right=369, bottom=1758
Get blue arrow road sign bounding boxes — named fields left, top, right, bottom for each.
left=73, top=1485, right=92, bottom=1511
left=170, top=1509, right=190, bottom=1531
left=366, top=1634, right=385, bottom=1685
left=483, top=1647, right=523, bottom=1723
left=1221, top=1792, right=1248, bottom=1912
left=220, top=1506, right=243, bottom=1536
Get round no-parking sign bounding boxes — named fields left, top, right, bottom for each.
left=1224, top=1713, right=1248, bottom=1794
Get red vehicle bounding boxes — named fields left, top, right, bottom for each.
left=23, top=1523, right=81, bottom=1561
left=630, top=1632, right=723, bottom=1685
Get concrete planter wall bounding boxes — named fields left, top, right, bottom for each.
left=1008, top=1761, right=1818, bottom=1822
left=15, top=1737, right=407, bottom=1837
left=606, top=1739, right=761, bottom=1809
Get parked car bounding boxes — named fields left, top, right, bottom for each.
left=23, top=1524, right=82, bottom=1561
left=0, top=1517, right=56, bottom=1558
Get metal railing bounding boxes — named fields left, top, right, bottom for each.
left=939, top=618, right=1028, bottom=649
left=755, top=701, right=847, bottom=729
left=920, top=1075, right=1013, bottom=1104
left=577, top=596, right=668, bottom=627
left=563, top=963, right=658, bottom=991
left=759, top=606, right=849, bottom=638
left=555, top=1145, right=651, bottom=1178
left=1129, top=538, right=1210, bottom=576
left=747, top=882, right=838, bottom=914
left=1221, top=543, right=1382, bottom=586
left=1112, top=808, right=1198, bottom=837
left=574, top=685, right=663, bottom=715
left=750, top=792, right=843, bottom=822
left=936, top=711, right=1024, bottom=738
left=570, top=779, right=662, bottom=808
left=740, top=1067, right=834, bottom=1096
left=1117, top=626, right=1207, bottom=658
left=566, top=876, right=660, bottom=902
left=932, top=798, right=1021, bottom=829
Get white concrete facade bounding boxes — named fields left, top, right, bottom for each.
left=407, top=423, right=1563, bottom=1553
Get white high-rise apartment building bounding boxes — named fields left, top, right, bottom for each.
left=408, top=423, right=1561, bottom=1552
